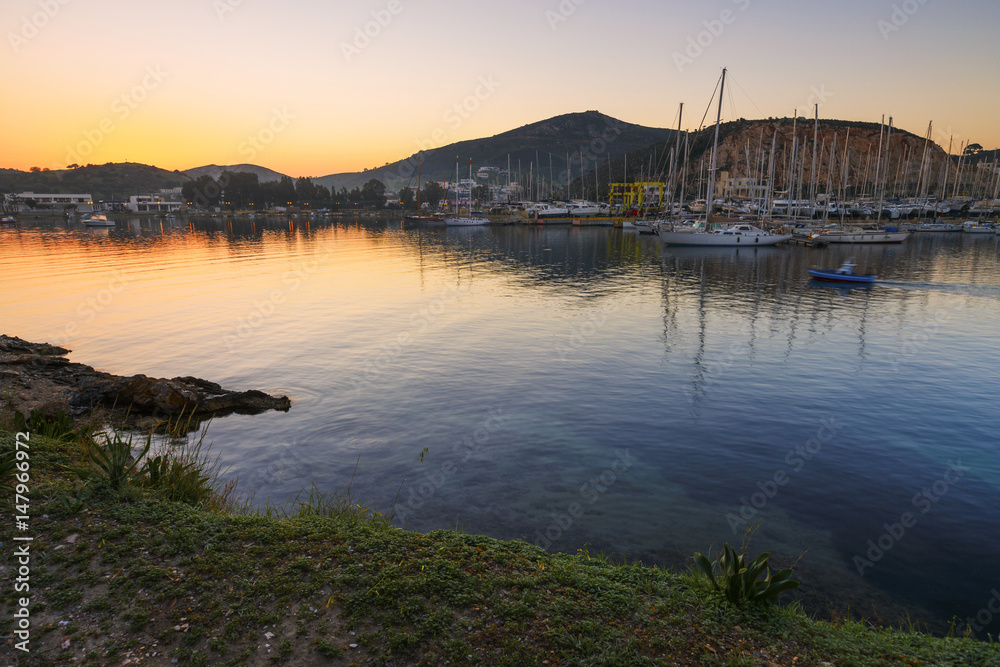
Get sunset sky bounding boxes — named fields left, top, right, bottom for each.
left=5, top=0, right=999, bottom=178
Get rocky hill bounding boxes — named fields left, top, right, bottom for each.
left=578, top=118, right=958, bottom=201
left=312, top=110, right=675, bottom=193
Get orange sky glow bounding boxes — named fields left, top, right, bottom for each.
left=4, top=0, right=999, bottom=178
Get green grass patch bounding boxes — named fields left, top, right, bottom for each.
left=2, top=427, right=999, bottom=665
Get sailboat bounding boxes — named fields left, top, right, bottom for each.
left=404, top=158, right=443, bottom=223
left=659, top=69, right=791, bottom=247
left=445, top=158, right=489, bottom=226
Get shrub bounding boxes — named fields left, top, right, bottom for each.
left=693, top=542, right=799, bottom=605
left=67, top=430, right=151, bottom=491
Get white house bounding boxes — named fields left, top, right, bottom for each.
left=13, top=192, right=94, bottom=213
left=126, top=195, right=184, bottom=213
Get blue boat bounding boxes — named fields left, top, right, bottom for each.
left=807, top=258, right=876, bottom=283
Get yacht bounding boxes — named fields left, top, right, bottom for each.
left=81, top=214, right=114, bottom=227
left=659, top=222, right=792, bottom=246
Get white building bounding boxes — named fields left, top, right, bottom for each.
left=126, top=195, right=184, bottom=213
left=13, top=192, right=94, bottom=213
left=717, top=172, right=766, bottom=200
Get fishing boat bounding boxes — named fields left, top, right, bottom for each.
left=81, top=214, right=114, bottom=227
left=808, top=258, right=876, bottom=283
left=0, top=216, right=16, bottom=226
left=445, top=158, right=489, bottom=226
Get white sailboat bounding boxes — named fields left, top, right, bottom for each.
left=659, top=68, right=791, bottom=247
left=445, top=158, right=489, bottom=226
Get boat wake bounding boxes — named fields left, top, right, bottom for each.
left=878, top=280, right=1000, bottom=299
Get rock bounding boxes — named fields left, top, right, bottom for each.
left=0, top=334, right=291, bottom=429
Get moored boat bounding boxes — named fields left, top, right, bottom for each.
left=818, top=227, right=909, bottom=243
left=81, top=214, right=114, bottom=227
left=962, top=220, right=994, bottom=234
left=659, top=222, right=792, bottom=246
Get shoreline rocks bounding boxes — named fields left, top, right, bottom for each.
left=0, top=334, right=290, bottom=428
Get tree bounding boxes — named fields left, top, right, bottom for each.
left=964, top=143, right=983, bottom=156
left=399, top=186, right=415, bottom=210
left=422, top=181, right=444, bottom=208
left=182, top=175, right=222, bottom=208
left=360, top=178, right=386, bottom=209
left=221, top=171, right=261, bottom=210
left=295, top=177, right=318, bottom=206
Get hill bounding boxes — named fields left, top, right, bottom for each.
left=573, top=117, right=957, bottom=201
left=0, top=162, right=189, bottom=203
left=183, top=163, right=289, bottom=184
left=313, top=110, right=675, bottom=193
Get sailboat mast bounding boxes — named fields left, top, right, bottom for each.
left=680, top=132, right=690, bottom=214
left=704, top=67, right=726, bottom=223
left=810, top=104, right=819, bottom=204
left=671, top=102, right=684, bottom=217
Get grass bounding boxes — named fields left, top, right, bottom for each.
left=1, top=425, right=999, bottom=665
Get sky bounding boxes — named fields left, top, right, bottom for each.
left=4, top=0, right=999, bottom=178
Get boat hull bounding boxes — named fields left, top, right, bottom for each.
left=821, top=231, right=909, bottom=243
left=658, top=231, right=791, bottom=246
left=808, top=269, right=876, bottom=283
left=444, top=217, right=489, bottom=226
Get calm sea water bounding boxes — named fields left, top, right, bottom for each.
left=3, top=216, right=999, bottom=634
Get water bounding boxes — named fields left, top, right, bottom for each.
left=4, top=216, right=1000, bottom=635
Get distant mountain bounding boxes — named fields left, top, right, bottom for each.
left=183, top=164, right=289, bottom=184
left=0, top=163, right=189, bottom=203
left=312, top=111, right=675, bottom=193
left=573, top=118, right=955, bottom=201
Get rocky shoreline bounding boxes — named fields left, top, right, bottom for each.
left=0, top=334, right=290, bottom=428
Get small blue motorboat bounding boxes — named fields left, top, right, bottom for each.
left=808, top=258, right=876, bottom=283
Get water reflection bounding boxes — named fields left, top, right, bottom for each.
left=2, top=217, right=999, bottom=636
